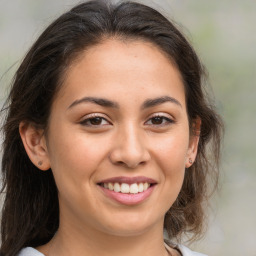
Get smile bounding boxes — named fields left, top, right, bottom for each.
left=100, top=182, right=151, bottom=194
left=97, top=176, right=157, bottom=205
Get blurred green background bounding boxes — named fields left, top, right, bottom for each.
left=0, top=0, right=255, bottom=255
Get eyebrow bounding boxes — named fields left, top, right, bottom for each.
left=68, top=95, right=182, bottom=110
left=141, top=96, right=182, bottom=109
left=68, top=97, right=119, bottom=109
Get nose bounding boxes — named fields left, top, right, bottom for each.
left=109, top=124, right=151, bottom=169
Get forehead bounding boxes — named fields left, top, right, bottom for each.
left=57, top=39, right=186, bottom=108
left=70, top=38, right=178, bottom=76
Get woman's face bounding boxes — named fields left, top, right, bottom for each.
left=43, top=39, right=198, bottom=236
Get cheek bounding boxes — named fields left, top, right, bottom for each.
left=160, top=145, right=186, bottom=191
left=151, top=131, right=189, bottom=204
left=153, top=131, right=189, bottom=172
left=47, top=127, right=108, bottom=188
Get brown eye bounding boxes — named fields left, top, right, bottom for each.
left=80, top=116, right=110, bottom=126
left=90, top=117, right=103, bottom=125
left=145, top=115, right=174, bottom=126
left=151, top=116, right=164, bottom=125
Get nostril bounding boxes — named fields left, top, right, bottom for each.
left=116, top=161, right=125, bottom=166
left=108, top=145, right=151, bottom=168
left=113, top=159, right=148, bottom=169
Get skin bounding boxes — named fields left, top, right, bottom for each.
left=20, top=39, right=199, bottom=256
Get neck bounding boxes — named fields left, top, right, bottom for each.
left=41, top=218, right=169, bottom=256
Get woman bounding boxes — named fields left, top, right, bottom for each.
left=0, top=1, right=222, bottom=256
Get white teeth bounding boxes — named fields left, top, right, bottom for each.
left=108, top=183, right=114, bottom=190
left=138, top=183, right=144, bottom=192
left=130, top=183, right=139, bottom=194
left=114, top=183, right=120, bottom=192
left=121, top=183, right=130, bottom=193
left=102, top=182, right=151, bottom=194
left=143, top=182, right=149, bottom=190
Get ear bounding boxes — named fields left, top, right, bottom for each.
left=186, top=117, right=201, bottom=168
left=19, top=121, right=51, bottom=171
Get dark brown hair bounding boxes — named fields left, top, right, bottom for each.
left=0, top=1, right=223, bottom=255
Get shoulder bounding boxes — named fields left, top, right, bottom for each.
left=177, top=244, right=208, bottom=256
left=17, top=247, right=45, bottom=256
left=165, top=242, right=208, bottom=256
left=19, top=244, right=207, bottom=256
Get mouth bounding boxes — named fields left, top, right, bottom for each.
left=97, top=176, right=157, bottom=205
left=99, top=182, right=153, bottom=194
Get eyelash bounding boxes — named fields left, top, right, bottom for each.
left=79, top=113, right=174, bottom=128
left=80, top=114, right=111, bottom=127
left=145, top=114, right=175, bottom=127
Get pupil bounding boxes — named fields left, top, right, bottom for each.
left=90, top=117, right=102, bottom=125
left=152, top=117, right=163, bottom=124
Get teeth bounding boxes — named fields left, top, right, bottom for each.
left=114, top=183, right=120, bottom=192
left=102, top=182, right=151, bottom=194
left=130, top=183, right=139, bottom=194
left=121, top=183, right=130, bottom=193
left=143, top=182, right=149, bottom=190
left=138, top=183, right=144, bottom=192
left=108, top=183, right=114, bottom=191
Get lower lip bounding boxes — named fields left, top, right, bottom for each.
left=98, top=185, right=155, bottom=205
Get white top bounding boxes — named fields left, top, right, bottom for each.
left=176, top=244, right=208, bottom=256
left=17, top=245, right=208, bottom=256
left=17, top=247, right=44, bottom=256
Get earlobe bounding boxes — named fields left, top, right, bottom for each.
left=19, top=121, right=51, bottom=171
left=186, top=118, right=201, bottom=168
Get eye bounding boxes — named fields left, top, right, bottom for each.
left=145, top=114, right=174, bottom=126
left=80, top=115, right=111, bottom=127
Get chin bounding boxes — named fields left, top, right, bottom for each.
left=98, top=212, right=161, bottom=237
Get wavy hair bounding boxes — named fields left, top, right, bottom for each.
left=0, top=1, right=223, bottom=255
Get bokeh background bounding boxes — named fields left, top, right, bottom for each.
left=0, top=0, right=255, bottom=255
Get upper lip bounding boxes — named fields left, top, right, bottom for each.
left=97, top=176, right=157, bottom=185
